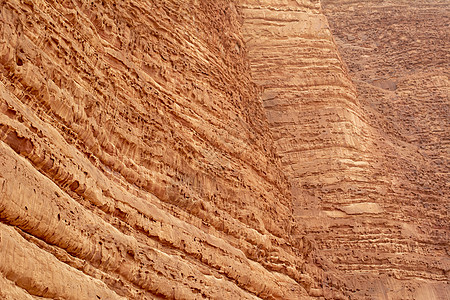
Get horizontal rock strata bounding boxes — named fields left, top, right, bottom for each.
left=322, top=0, right=449, bottom=298
left=1, top=0, right=448, bottom=299
left=241, top=0, right=449, bottom=298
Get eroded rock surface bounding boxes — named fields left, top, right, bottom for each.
left=320, top=0, right=450, bottom=298
left=241, top=0, right=449, bottom=299
left=0, top=0, right=321, bottom=298
left=1, top=0, right=448, bottom=299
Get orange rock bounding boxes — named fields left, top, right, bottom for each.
left=0, top=0, right=447, bottom=299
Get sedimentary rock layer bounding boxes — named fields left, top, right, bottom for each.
left=239, top=0, right=378, bottom=211
left=241, top=0, right=449, bottom=298
left=1, top=0, right=448, bottom=299
left=320, top=1, right=450, bottom=298
left=0, top=0, right=321, bottom=298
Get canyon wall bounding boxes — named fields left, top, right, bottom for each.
left=0, top=0, right=448, bottom=299
left=241, top=0, right=449, bottom=299
left=239, top=0, right=383, bottom=297
left=0, top=0, right=323, bottom=298
left=319, top=1, right=450, bottom=298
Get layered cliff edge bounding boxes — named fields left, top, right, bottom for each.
left=320, top=1, right=450, bottom=298
left=241, top=0, right=448, bottom=298
left=0, top=0, right=448, bottom=299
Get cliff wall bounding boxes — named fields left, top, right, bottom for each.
left=241, top=0, right=449, bottom=299
left=0, top=0, right=448, bottom=299
left=321, top=0, right=449, bottom=298
left=0, top=0, right=321, bottom=298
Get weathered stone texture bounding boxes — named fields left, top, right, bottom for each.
left=320, top=1, right=450, bottom=298
left=0, top=0, right=320, bottom=298
left=1, top=0, right=448, bottom=299
left=241, top=0, right=449, bottom=299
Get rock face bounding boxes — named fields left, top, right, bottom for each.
left=320, top=1, right=450, bottom=298
left=0, top=0, right=448, bottom=299
left=239, top=1, right=375, bottom=296
left=0, top=0, right=321, bottom=298
left=241, top=0, right=449, bottom=299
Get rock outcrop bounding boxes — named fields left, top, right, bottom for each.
left=241, top=0, right=449, bottom=298
left=1, top=0, right=448, bottom=299
left=0, top=0, right=320, bottom=298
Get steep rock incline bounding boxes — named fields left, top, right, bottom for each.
left=239, top=0, right=371, bottom=208
left=323, top=0, right=449, bottom=176
left=0, top=0, right=320, bottom=298
left=242, top=0, right=449, bottom=299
